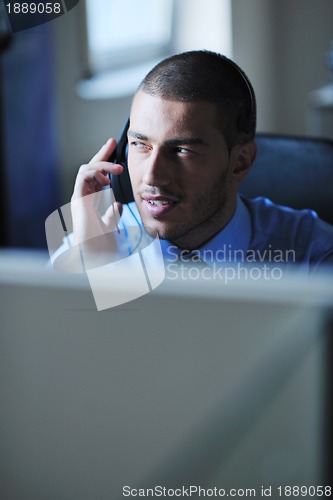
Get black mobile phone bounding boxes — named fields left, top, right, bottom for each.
left=109, top=119, right=134, bottom=204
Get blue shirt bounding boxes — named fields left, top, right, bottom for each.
left=121, top=195, right=333, bottom=271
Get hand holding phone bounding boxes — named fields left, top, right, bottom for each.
left=72, top=138, right=122, bottom=200
left=71, top=138, right=123, bottom=250
left=46, top=124, right=135, bottom=274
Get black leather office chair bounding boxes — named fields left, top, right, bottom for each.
left=240, top=134, right=333, bottom=226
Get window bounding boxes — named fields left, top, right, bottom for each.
left=83, top=0, right=174, bottom=76
left=78, top=0, right=232, bottom=100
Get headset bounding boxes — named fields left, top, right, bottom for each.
left=108, top=118, right=143, bottom=254
left=109, top=58, right=256, bottom=205
left=109, top=118, right=132, bottom=204
left=228, top=60, right=256, bottom=137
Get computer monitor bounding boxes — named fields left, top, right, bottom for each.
left=0, top=250, right=332, bottom=499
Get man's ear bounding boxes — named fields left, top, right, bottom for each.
left=230, top=140, right=257, bottom=183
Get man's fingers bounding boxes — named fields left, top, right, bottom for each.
left=91, top=169, right=111, bottom=187
left=72, top=162, right=123, bottom=200
left=72, top=140, right=123, bottom=201
left=79, top=160, right=123, bottom=176
left=89, top=138, right=117, bottom=164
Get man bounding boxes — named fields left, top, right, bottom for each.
left=69, top=50, right=333, bottom=272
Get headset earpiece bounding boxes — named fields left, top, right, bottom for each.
left=109, top=119, right=134, bottom=203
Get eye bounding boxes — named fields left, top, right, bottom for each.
left=175, top=146, right=192, bottom=155
left=130, top=141, right=150, bottom=151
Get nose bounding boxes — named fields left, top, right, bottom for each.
left=142, top=149, right=171, bottom=187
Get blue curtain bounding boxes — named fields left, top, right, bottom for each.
left=1, top=24, right=60, bottom=248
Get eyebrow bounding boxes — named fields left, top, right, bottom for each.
left=128, top=130, right=149, bottom=141
left=128, top=129, right=207, bottom=147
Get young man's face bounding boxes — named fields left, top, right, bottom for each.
left=127, top=90, right=239, bottom=249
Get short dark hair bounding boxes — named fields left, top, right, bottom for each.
left=138, top=50, right=256, bottom=150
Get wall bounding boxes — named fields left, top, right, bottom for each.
left=232, top=0, right=333, bottom=134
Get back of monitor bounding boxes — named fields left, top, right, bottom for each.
left=0, top=254, right=331, bottom=499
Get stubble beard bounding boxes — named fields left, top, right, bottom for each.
left=138, top=170, right=230, bottom=248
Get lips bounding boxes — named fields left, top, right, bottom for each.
left=142, top=194, right=179, bottom=217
